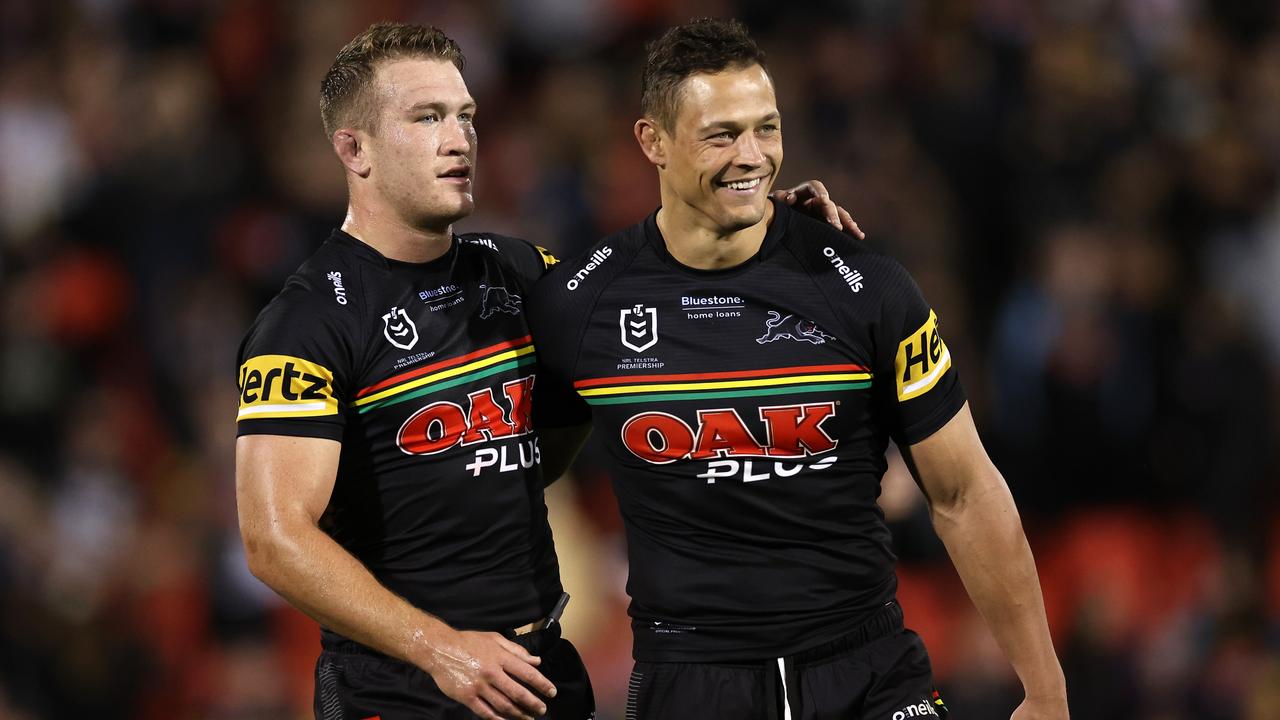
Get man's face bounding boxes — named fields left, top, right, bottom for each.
left=364, top=58, right=477, bottom=229
left=660, top=64, right=782, bottom=233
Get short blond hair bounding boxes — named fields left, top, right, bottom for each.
left=320, top=22, right=465, bottom=137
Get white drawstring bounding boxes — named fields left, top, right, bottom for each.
left=776, top=657, right=793, bottom=720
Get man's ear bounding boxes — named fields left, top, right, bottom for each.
left=634, top=118, right=667, bottom=168
left=333, top=129, right=371, bottom=178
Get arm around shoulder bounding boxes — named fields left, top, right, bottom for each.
left=901, top=404, right=1069, bottom=719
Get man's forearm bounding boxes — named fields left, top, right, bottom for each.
left=245, top=520, right=450, bottom=669
left=930, top=480, right=1066, bottom=699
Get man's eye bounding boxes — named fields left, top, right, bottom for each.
left=419, top=114, right=439, bottom=123
left=759, top=124, right=778, bottom=135
left=459, top=113, right=474, bottom=123
left=710, top=131, right=734, bottom=141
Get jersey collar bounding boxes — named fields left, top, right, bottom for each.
left=643, top=198, right=792, bottom=277
left=328, top=229, right=460, bottom=274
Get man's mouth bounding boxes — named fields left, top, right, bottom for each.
left=439, top=166, right=471, bottom=179
left=717, top=176, right=764, bottom=191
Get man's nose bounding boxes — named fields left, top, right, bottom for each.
left=439, top=117, right=472, bottom=155
left=735, top=133, right=764, bottom=166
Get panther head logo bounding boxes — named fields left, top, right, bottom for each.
left=478, top=284, right=522, bottom=319
left=756, top=311, right=835, bottom=345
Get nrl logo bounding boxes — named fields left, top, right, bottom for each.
left=382, top=306, right=419, bottom=350
left=756, top=311, right=835, bottom=345
left=620, top=304, right=658, bottom=353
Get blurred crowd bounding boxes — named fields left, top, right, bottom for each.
left=0, top=0, right=1278, bottom=718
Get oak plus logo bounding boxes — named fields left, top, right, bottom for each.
left=396, top=376, right=540, bottom=476
left=382, top=307, right=419, bottom=350
left=621, top=403, right=839, bottom=483
left=620, top=304, right=658, bottom=353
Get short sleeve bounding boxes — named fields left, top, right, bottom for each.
left=235, top=287, right=356, bottom=441
left=874, top=266, right=966, bottom=446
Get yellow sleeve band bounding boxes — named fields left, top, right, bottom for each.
left=237, top=354, right=338, bottom=420
left=894, top=310, right=952, bottom=402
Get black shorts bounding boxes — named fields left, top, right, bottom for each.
left=625, top=601, right=948, bottom=720
left=313, top=625, right=595, bottom=720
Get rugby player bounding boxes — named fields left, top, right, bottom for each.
left=527, top=19, right=1069, bottom=720
left=235, top=22, right=860, bottom=720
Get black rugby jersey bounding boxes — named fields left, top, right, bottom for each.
left=527, top=200, right=965, bottom=662
left=236, top=229, right=566, bottom=645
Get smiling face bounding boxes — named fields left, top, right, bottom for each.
left=362, top=58, right=477, bottom=230
left=657, top=64, right=782, bottom=234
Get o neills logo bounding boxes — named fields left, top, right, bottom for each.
left=566, top=246, right=612, bottom=290
left=893, top=701, right=940, bottom=719
left=822, top=247, right=863, bottom=293
left=621, top=403, right=837, bottom=464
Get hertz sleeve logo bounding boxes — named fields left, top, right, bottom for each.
left=895, top=310, right=951, bottom=402
left=237, top=354, right=338, bottom=420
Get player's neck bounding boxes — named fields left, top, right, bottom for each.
left=655, top=194, right=773, bottom=270
left=341, top=201, right=453, bottom=264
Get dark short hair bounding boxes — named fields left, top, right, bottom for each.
left=320, top=22, right=465, bottom=137
left=640, top=18, right=768, bottom=132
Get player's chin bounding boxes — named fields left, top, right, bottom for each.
left=433, top=195, right=475, bottom=224
left=714, top=201, right=767, bottom=232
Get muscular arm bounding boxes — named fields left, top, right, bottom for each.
left=901, top=404, right=1069, bottom=718
left=236, top=434, right=555, bottom=720
left=538, top=422, right=592, bottom=486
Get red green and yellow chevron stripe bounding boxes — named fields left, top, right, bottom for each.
left=354, top=335, right=536, bottom=413
left=573, top=363, right=872, bottom=406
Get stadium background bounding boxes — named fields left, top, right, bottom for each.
left=1, top=0, right=1278, bottom=717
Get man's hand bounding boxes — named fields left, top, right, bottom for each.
left=1011, top=694, right=1070, bottom=720
left=424, top=629, right=557, bottom=720
left=772, top=180, right=864, bottom=238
